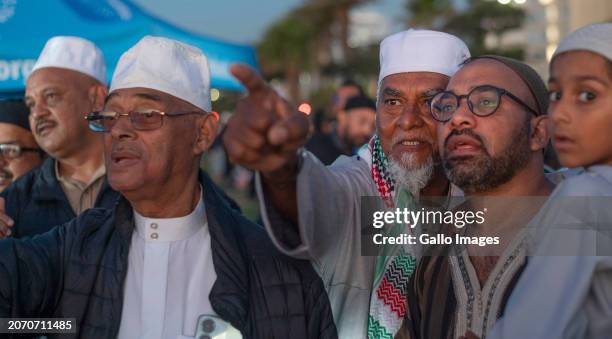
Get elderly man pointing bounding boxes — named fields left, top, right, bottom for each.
left=224, top=30, right=470, bottom=338
left=0, top=36, right=335, bottom=339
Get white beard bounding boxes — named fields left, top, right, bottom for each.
left=388, top=153, right=434, bottom=197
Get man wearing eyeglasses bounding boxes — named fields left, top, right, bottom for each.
left=0, top=99, right=45, bottom=192
left=0, top=36, right=119, bottom=239
left=0, top=36, right=336, bottom=339
left=396, top=55, right=556, bottom=339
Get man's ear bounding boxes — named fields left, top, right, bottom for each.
left=194, top=112, right=219, bottom=154
left=530, top=115, right=550, bottom=152
left=88, top=84, right=108, bottom=112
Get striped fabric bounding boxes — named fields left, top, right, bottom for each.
left=368, top=250, right=417, bottom=339
left=366, top=136, right=418, bottom=339
left=398, top=245, right=528, bottom=339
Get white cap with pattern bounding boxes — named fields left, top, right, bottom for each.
left=30, top=36, right=107, bottom=85
left=553, top=23, right=612, bottom=62
left=379, top=29, right=470, bottom=83
left=110, top=36, right=212, bottom=112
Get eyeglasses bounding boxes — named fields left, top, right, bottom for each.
left=429, top=85, right=540, bottom=122
left=0, top=144, right=44, bottom=159
left=84, top=109, right=204, bottom=132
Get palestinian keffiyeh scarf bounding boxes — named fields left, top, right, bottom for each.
left=369, top=135, right=395, bottom=208
left=365, top=135, right=418, bottom=339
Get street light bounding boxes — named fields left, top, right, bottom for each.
left=211, top=88, right=220, bottom=102
left=298, top=102, right=312, bottom=115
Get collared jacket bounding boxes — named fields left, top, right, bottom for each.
left=0, top=157, right=119, bottom=238
left=0, top=171, right=337, bottom=339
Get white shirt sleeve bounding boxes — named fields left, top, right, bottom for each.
left=256, top=150, right=377, bottom=263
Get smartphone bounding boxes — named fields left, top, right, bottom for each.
left=193, top=314, right=242, bottom=339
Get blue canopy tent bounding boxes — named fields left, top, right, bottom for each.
left=0, top=0, right=258, bottom=98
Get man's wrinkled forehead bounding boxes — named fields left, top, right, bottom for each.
left=105, top=88, right=168, bottom=108
left=380, top=72, right=450, bottom=97
left=105, top=87, right=199, bottom=112
left=26, top=67, right=94, bottom=93
left=447, top=59, right=524, bottom=93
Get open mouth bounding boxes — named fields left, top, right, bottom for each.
left=0, top=170, right=13, bottom=185
left=393, top=138, right=431, bottom=152
left=446, top=135, right=484, bottom=157
left=110, top=149, right=141, bottom=169
left=553, top=133, right=575, bottom=150
left=554, top=133, right=573, bottom=143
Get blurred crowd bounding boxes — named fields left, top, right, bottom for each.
left=0, top=20, right=610, bottom=339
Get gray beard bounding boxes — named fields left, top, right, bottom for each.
left=388, top=153, right=434, bottom=197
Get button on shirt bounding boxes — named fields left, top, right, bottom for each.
left=117, top=191, right=217, bottom=339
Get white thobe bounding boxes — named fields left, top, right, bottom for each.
left=256, top=149, right=463, bottom=339
left=117, top=192, right=217, bottom=339
left=490, top=165, right=612, bottom=339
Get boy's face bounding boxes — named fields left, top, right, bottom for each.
left=548, top=51, right=612, bottom=168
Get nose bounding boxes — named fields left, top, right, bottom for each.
left=397, top=101, right=425, bottom=131
left=29, top=100, right=51, bottom=121
left=448, top=97, right=476, bottom=130
left=109, top=114, right=137, bottom=141
left=549, top=100, right=571, bottom=126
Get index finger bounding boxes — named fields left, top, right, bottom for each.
left=230, top=63, right=267, bottom=94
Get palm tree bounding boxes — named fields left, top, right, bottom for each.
left=405, top=0, right=526, bottom=59
left=257, top=12, right=317, bottom=102
left=300, top=0, right=378, bottom=63
left=257, top=0, right=377, bottom=102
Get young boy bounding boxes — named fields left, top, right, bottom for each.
left=490, top=23, right=612, bottom=339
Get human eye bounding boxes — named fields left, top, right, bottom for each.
left=578, top=90, right=596, bottom=103
left=45, top=91, right=59, bottom=101
left=548, top=91, right=561, bottom=102
left=137, top=109, right=160, bottom=119
left=383, top=98, right=401, bottom=106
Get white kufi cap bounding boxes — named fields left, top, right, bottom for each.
left=30, top=36, right=107, bottom=85
left=379, top=29, right=470, bottom=83
left=110, top=36, right=212, bottom=112
left=553, top=23, right=612, bottom=62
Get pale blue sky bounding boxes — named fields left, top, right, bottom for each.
left=132, top=0, right=406, bottom=45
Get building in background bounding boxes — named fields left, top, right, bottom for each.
left=486, top=0, right=611, bottom=77
left=524, top=0, right=612, bottom=77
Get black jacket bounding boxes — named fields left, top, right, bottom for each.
left=0, top=157, right=120, bottom=238
left=305, top=131, right=351, bottom=166
left=0, top=171, right=337, bottom=339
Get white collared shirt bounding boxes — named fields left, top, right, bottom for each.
left=117, top=191, right=217, bottom=339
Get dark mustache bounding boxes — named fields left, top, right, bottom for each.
left=444, top=128, right=485, bottom=149
left=111, top=143, right=141, bottom=156
left=34, top=119, right=55, bottom=131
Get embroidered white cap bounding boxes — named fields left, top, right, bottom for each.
left=553, top=23, right=612, bottom=62
left=29, top=36, right=107, bottom=85
left=378, top=29, right=470, bottom=83
left=109, top=36, right=212, bottom=112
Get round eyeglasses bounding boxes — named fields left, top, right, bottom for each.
left=429, top=85, right=540, bottom=122
left=85, top=109, right=205, bottom=132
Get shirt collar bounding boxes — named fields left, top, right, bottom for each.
left=587, top=165, right=612, bottom=184
left=55, top=161, right=106, bottom=189
left=133, top=187, right=206, bottom=243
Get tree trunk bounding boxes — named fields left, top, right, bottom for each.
left=336, top=5, right=351, bottom=63
left=285, top=63, right=300, bottom=103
